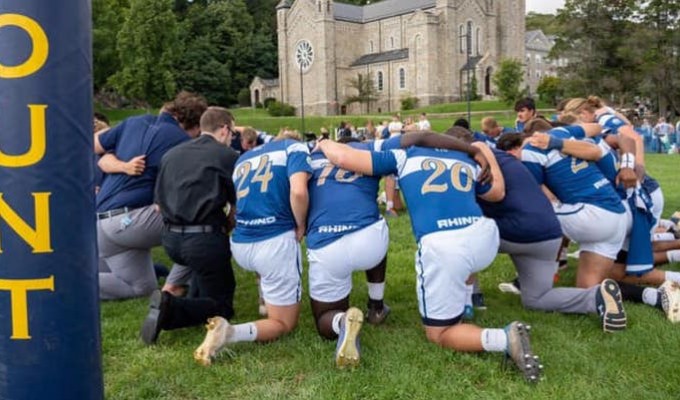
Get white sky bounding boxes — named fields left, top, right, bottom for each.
left=526, top=0, right=566, bottom=14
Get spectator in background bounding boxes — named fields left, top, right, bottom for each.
left=639, top=118, right=653, bottom=153
left=378, top=120, right=390, bottom=139
left=365, top=120, right=376, bottom=140
left=403, top=117, right=417, bottom=132
left=654, top=117, right=674, bottom=154
left=417, top=113, right=431, bottom=131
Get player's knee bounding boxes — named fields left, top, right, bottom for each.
left=425, top=328, right=444, bottom=345
left=132, top=280, right=157, bottom=297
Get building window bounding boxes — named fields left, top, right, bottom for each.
left=390, top=37, right=395, bottom=49
left=399, top=68, right=406, bottom=89
left=377, top=71, right=383, bottom=91
left=476, top=28, right=481, bottom=55
left=318, top=1, right=321, bottom=12
left=459, top=25, right=465, bottom=53
left=369, top=40, right=374, bottom=53
left=535, top=55, right=542, bottom=65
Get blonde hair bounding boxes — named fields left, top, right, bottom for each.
left=564, top=96, right=605, bottom=115
left=481, top=117, right=499, bottom=131
left=275, top=128, right=302, bottom=141
left=558, top=112, right=580, bottom=125
left=523, top=117, right=553, bottom=134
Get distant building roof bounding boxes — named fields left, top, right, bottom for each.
left=525, top=29, right=553, bottom=52
left=350, top=48, right=409, bottom=67
left=276, top=0, right=293, bottom=10
left=251, top=77, right=279, bottom=88
left=334, top=0, right=436, bottom=23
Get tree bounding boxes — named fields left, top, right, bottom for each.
left=526, top=12, right=563, bottom=35
left=92, top=0, right=129, bottom=92
left=344, top=73, right=379, bottom=114
left=492, top=59, right=526, bottom=105
left=536, top=76, right=564, bottom=106
left=109, top=0, right=180, bottom=106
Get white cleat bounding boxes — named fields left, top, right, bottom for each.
left=659, top=281, right=680, bottom=323
left=194, top=317, right=234, bottom=366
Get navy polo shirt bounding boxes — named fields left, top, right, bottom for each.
left=96, top=112, right=189, bottom=212
left=477, top=149, right=563, bottom=243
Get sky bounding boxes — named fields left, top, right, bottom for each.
left=526, top=0, right=566, bottom=14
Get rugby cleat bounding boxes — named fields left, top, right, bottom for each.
left=194, top=317, right=234, bottom=366
left=140, top=290, right=170, bottom=345
left=498, top=278, right=521, bottom=295
left=596, top=279, right=627, bottom=333
left=472, top=293, right=487, bottom=310
left=659, top=280, right=680, bottom=323
left=504, top=321, right=541, bottom=384
left=335, top=307, right=363, bottom=368
left=366, top=302, right=391, bottom=325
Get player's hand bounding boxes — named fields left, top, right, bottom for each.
left=295, top=225, right=305, bottom=242
left=616, top=167, right=638, bottom=189
left=471, top=148, right=492, bottom=185
left=125, top=155, right=146, bottom=176
left=528, top=132, right=551, bottom=150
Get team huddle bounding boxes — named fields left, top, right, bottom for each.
left=94, top=93, right=680, bottom=385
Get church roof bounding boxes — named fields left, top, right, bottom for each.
left=350, top=48, right=409, bottom=67
left=334, top=0, right=436, bottom=23
left=276, top=0, right=293, bottom=9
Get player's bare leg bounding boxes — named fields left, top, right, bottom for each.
left=365, top=256, right=390, bottom=324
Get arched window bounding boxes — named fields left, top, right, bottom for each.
left=369, top=40, right=374, bottom=53
left=377, top=71, right=384, bottom=91
left=459, top=25, right=465, bottom=54
left=390, top=36, right=395, bottom=49
left=399, top=68, right=406, bottom=89
left=318, top=1, right=321, bottom=12
left=476, top=28, right=481, bottom=55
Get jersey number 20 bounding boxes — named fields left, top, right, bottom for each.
left=420, top=159, right=473, bottom=195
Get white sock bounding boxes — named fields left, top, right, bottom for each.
left=653, top=232, right=675, bottom=242
left=665, top=270, right=680, bottom=283
left=368, top=282, right=385, bottom=301
left=667, top=250, right=680, bottom=263
left=331, top=312, right=345, bottom=335
left=642, top=288, right=659, bottom=307
left=658, top=219, right=674, bottom=230
left=481, top=329, right=508, bottom=352
left=229, top=322, right=258, bottom=343
left=386, top=201, right=394, bottom=210
left=465, top=284, right=474, bottom=306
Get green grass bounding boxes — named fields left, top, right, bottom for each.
left=96, top=100, right=533, bottom=135
left=102, top=154, right=680, bottom=399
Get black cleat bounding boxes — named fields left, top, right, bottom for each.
left=596, top=279, right=627, bottom=333
left=504, top=321, right=542, bottom=384
left=140, top=290, right=170, bottom=345
left=366, top=303, right=391, bottom=325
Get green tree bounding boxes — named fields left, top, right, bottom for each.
left=344, top=73, right=379, bottom=114
left=526, top=12, right=563, bottom=35
left=536, top=76, right=564, bottom=106
left=109, top=0, right=180, bottom=106
left=92, top=0, right=129, bottom=92
left=492, top=59, right=526, bottom=105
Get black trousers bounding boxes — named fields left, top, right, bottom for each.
left=161, top=230, right=236, bottom=330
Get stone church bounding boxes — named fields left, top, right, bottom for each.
left=250, top=0, right=525, bottom=116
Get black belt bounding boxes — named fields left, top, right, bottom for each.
left=97, top=207, right=131, bottom=220
left=167, top=224, right=226, bottom=234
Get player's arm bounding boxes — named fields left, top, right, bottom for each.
left=614, top=128, right=640, bottom=188
left=399, top=132, right=491, bottom=184
left=316, top=139, right=375, bottom=175
left=576, top=122, right=606, bottom=138
left=94, top=130, right=108, bottom=154
left=289, top=172, right=310, bottom=242
left=473, top=142, right=505, bottom=202
left=98, top=153, right=146, bottom=176
left=528, top=132, right=602, bottom=161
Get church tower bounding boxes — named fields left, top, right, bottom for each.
left=276, top=0, right=292, bottom=104
left=497, top=0, right=525, bottom=61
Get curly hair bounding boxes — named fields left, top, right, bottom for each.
left=163, top=91, right=207, bottom=131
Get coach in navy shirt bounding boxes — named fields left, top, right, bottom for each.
left=94, top=91, right=207, bottom=300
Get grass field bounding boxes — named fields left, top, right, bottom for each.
left=101, top=154, right=680, bottom=399
left=98, top=99, right=554, bottom=136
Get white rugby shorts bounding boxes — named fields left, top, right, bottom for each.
left=308, top=219, right=389, bottom=303
left=231, top=230, right=302, bottom=306
left=554, top=203, right=627, bottom=260
left=416, top=217, right=499, bottom=326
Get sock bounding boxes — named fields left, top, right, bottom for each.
left=331, top=312, right=345, bottom=335
left=658, top=219, right=674, bottom=230
left=667, top=250, right=680, bottom=263
left=642, top=287, right=661, bottom=308
left=368, top=282, right=385, bottom=301
left=472, top=279, right=481, bottom=294
left=465, top=284, right=473, bottom=306
left=617, top=282, right=644, bottom=303
left=653, top=232, right=675, bottom=242
left=230, top=322, right=258, bottom=343
left=665, top=270, right=680, bottom=283
left=386, top=201, right=394, bottom=210
left=481, top=329, right=508, bottom=352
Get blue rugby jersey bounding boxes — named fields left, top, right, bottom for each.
left=521, top=126, right=625, bottom=214
left=306, top=142, right=382, bottom=250
left=371, top=146, right=491, bottom=241
left=231, top=139, right=312, bottom=243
